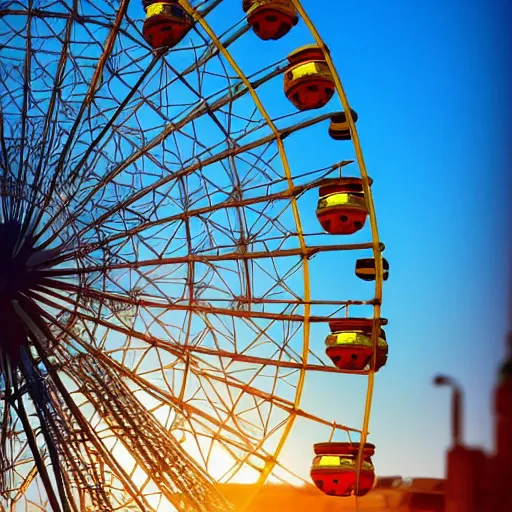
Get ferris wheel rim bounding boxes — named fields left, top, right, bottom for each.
left=0, top=0, right=386, bottom=509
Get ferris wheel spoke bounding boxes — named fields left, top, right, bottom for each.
left=32, top=0, right=131, bottom=237
left=36, top=106, right=336, bottom=263
left=43, top=381, right=155, bottom=512
left=20, top=361, right=113, bottom=510
left=31, top=295, right=357, bottom=445
left=9, top=390, right=62, bottom=512
left=23, top=321, right=163, bottom=512
left=30, top=285, right=300, bottom=370
left=28, top=273, right=370, bottom=384
left=27, top=286, right=344, bottom=400
left=13, top=0, right=36, bottom=223
left=64, top=343, right=357, bottom=462
left=34, top=60, right=292, bottom=250
left=41, top=11, right=252, bottom=205
left=41, top=242, right=374, bottom=280
left=30, top=282, right=359, bottom=328
left=24, top=1, right=79, bottom=233
left=15, top=304, right=105, bottom=512
left=0, top=361, right=38, bottom=503
left=66, top=355, right=235, bottom=512
left=191, top=369, right=350, bottom=433
left=24, top=298, right=281, bottom=453
left=0, top=111, right=9, bottom=188
left=0, top=6, right=137, bottom=43
left=42, top=155, right=350, bottom=270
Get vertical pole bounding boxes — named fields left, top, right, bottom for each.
left=452, top=387, right=462, bottom=447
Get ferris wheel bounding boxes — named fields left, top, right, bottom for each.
left=0, top=1, right=389, bottom=511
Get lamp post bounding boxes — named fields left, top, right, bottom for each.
left=433, top=374, right=463, bottom=448
left=433, top=374, right=475, bottom=512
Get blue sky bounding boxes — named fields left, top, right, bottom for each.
left=291, top=0, right=512, bottom=478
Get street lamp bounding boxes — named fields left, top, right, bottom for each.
left=433, top=374, right=464, bottom=448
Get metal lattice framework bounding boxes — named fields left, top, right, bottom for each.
left=0, top=1, right=385, bottom=511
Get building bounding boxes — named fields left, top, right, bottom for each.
left=444, top=333, right=512, bottom=512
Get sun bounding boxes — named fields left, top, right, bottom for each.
left=180, top=435, right=261, bottom=484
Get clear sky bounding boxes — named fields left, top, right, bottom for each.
left=286, top=0, right=512, bottom=478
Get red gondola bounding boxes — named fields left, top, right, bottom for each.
left=284, top=45, right=335, bottom=111
left=325, top=318, right=388, bottom=372
left=311, top=442, right=376, bottom=497
left=316, top=177, right=369, bottom=235
left=142, top=2, right=193, bottom=49
left=243, top=0, right=298, bottom=41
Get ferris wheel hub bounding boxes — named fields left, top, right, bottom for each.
left=0, top=220, right=33, bottom=297
left=0, top=220, right=41, bottom=358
